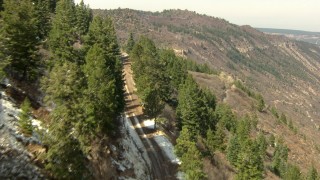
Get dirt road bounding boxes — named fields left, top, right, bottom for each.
left=122, top=54, right=177, bottom=180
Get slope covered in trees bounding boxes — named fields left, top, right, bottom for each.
left=129, top=35, right=319, bottom=179
left=41, top=0, right=124, bottom=178
left=0, top=0, right=124, bottom=178
left=99, top=9, right=320, bottom=156
left=1, top=2, right=320, bottom=179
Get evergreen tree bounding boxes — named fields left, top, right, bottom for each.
left=200, top=88, right=217, bottom=130
left=75, top=0, right=92, bottom=38
left=257, top=133, right=267, bottom=159
left=215, top=103, right=237, bottom=132
left=206, top=122, right=226, bottom=153
left=142, top=88, right=165, bottom=129
left=19, top=98, right=33, bottom=136
left=44, top=118, right=89, bottom=179
left=256, top=94, right=265, bottom=112
left=177, top=76, right=208, bottom=137
left=34, top=0, right=52, bottom=40
left=175, top=126, right=205, bottom=180
left=126, top=32, right=135, bottom=53
left=42, top=61, right=87, bottom=177
left=236, top=116, right=251, bottom=145
left=206, top=128, right=215, bottom=155
left=0, top=0, right=40, bottom=80
left=175, top=126, right=194, bottom=158
left=85, top=16, right=125, bottom=114
left=213, top=122, right=227, bottom=151
left=272, top=141, right=289, bottom=177
left=49, top=0, right=76, bottom=61
left=181, top=143, right=206, bottom=180
left=81, top=44, right=119, bottom=136
left=42, top=61, right=84, bottom=105
left=159, top=49, right=187, bottom=90
left=227, top=135, right=240, bottom=166
left=235, top=140, right=264, bottom=180
left=131, top=36, right=171, bottom=102
left=49, top=0, right=58, bottom=12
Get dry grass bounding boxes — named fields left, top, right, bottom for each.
left=191, top=71, right=320, bottom=176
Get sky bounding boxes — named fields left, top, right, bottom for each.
left=75, top=0, right=320, bottom=32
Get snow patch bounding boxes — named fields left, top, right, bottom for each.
left=0, top=89, right=44, bottom=178
left=143, top=119, right=155, bottom=129
left=120, top=114, right=151, bottom=180
left=153, top=132, right=181, bottom=165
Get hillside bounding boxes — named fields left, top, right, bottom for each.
left=257, top=28, right=320, bottom=45
left=95, top=8, right=320, bottom=173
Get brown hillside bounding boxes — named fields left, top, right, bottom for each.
left=95, top=8, right=320, bottom=174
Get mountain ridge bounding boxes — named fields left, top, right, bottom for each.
left=95, top=8, right=320, bottom=174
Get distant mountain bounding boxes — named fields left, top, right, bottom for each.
left=95, top=8, right=320, bottom=176
left=257, top=28, right=320, bottom=45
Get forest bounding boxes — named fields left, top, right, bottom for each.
left=0, top=0, right=319, bottom=179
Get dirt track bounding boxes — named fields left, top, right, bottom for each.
left=122, top=54, right=177, bottom=180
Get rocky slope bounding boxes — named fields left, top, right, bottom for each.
left=0, top=85, right=45, bottom=179
left=95, top=8, right=320, bottom=173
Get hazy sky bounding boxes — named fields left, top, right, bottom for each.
left=75, top=0, right=320, bottom=32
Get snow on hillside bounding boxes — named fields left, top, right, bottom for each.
left=0, top=90, right=45, bottom=179
left=117, top=115, right=151, bottom=180
left=153, top=132, right=181, bottom=165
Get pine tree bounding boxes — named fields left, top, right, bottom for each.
left=142, top=88, right=165, bottom=129
left=257, top=133, right=267, bottom=159
left=206, top=122, right=226, bottom=153
left=256, top=93, right=265, bottom=112
left=235, top=140, right=264, bottom=180
left=236, top=116, right=251, bottom=145
left=227, top=135, right=240, bottom=166
left=175, top=126, right=205, bottom=180
left=206, top=128, right=215, bottom=155
left=85, top=16, right=125, bottom=114
left=33, top=0, right=51, bottom=40
left=131, top=36, right=171, bottom=102
left=272, top=141, right=289, bottom=177
left=215, top=103, right=237, bottom=132
left=175, top=126, right=194, bottom=157
left=159, top=49, right=187, bottom=90
left=42, top=61, right=86, bottom=178
left=181, top=143, right=206, bottom=180
left=75, top=0, right=92, bottom=38
left=213, top=122, right=227, bottom=151
left=49, top=0, right=76, bottom=61
left=82, top=44, right=118, bottom=135
left=0, top=0, right=40, bottom=80
left=176, top=76, right=205, bottom=137
left=44, top=116, right=89, bottom=179
left=42, top=61, right=84, bottom=105
left=126, top=32, right=135, bottom=53
left=48, top=0, right=58, bottom=12
left=19, top=98, right=33, bottom=136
